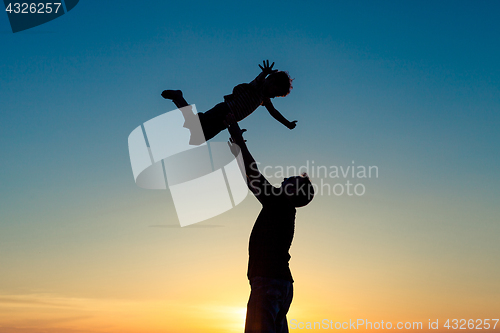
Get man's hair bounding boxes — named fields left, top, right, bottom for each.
left=268, top=71, right=293, bottom=97
left=289, top=173, right=314, bottom=207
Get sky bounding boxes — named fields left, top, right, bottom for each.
left=1, top=0, right=499, bottom=332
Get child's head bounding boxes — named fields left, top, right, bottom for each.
left=281, top=172, right=314, bottom=207
left=264, top=71, right=293, bottom=98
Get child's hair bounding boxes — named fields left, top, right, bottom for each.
left=267, top=71, right=293, bottom=97
left=289, top=172, right=315, bottom=207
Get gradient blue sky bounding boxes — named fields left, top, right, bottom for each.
left=1, top=1, right=499, bottom=332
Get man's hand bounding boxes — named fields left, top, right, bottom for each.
left=227, top=137, right=240, bottom=157
left=224, top=112, right=247, bottom=156
left=258, top=60, right=278, bottom=76
left=288, top=120, right=298, bottom=129
left=224, top=113, right=263, bottom=194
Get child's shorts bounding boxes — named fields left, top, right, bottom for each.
left=197, top=102, right=231, bottom=142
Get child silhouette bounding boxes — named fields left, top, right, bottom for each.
left=162, top=60, right=297, bottom=145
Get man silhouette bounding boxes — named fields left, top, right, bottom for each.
left=225, top=114, right=315, bottom=333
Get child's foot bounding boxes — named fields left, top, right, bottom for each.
left=161, top=89, right=183, bottom=100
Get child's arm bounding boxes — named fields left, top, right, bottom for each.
left=263, top=98, right=297, bottom=129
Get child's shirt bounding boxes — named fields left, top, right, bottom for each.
left=224, top=80, right=267, bottom=121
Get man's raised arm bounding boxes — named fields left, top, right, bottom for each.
left=225, top=113, right=264, bottom=196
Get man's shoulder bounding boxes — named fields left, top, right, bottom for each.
left=251, top=174, right=273, bottom=194
left=251, top=174, right=275, bottom=201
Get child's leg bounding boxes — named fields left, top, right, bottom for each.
left=161, top=90, right=230, bottom=145
left=161, top=90, right=207, bottom=145
left=181, top=102, right=229, bottom=145
left=161, top=89, right=198, bottom=128
left=197, top=102, right=231, bottom=142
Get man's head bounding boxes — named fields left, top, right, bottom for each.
left=281, top=173, right=314, bottom=207
left=263, top=71, right=293, bottom=98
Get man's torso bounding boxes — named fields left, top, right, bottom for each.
left=248, top=182, right=296, bottom=282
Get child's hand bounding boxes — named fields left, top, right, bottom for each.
left=259, top=60, right=278, bottom=75
left=288, top=120, right=298, bottom=129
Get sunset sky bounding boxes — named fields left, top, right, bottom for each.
left=1, top=1, right=499, bottom=332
